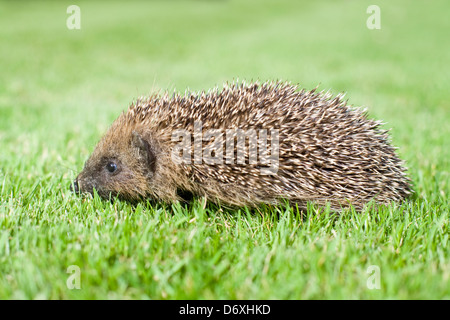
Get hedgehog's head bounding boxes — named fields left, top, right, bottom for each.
left=71, top=125, right=157, bottom=202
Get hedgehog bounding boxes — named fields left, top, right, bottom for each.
left=71, top=81, right=412, bottom=211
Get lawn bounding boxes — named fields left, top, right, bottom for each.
left=0, top=0, right=448, bottom=299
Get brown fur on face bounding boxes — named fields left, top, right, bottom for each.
left=75, top=129, right=146, bottom=200
left=74, top=114, right=179, bottom=202
left=73, top=81, right=412, bottom=211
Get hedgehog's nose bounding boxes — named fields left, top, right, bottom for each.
left=70, top=179, right=79, bottom=193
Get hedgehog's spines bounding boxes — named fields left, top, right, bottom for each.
left=77, top=80, right=412, bottom=211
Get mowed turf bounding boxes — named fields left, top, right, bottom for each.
left=0, top=0, right=448, bottom=299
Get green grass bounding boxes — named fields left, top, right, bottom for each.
left=0, top=0, right=448, bottom=299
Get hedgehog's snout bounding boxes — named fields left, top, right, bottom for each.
left=70, top=179, right=80, bottom=193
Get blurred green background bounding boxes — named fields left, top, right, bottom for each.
left=0, top=0, right=448, bottom=189
left=0, top=0, right=448, bottom=299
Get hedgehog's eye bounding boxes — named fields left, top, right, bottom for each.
left=106, top=162, right=117, bottom=173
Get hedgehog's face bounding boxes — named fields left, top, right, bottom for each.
left=71, top=130, right=156, bottom=201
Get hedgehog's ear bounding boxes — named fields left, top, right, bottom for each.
left=131, top=131, right=156, bottom=173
